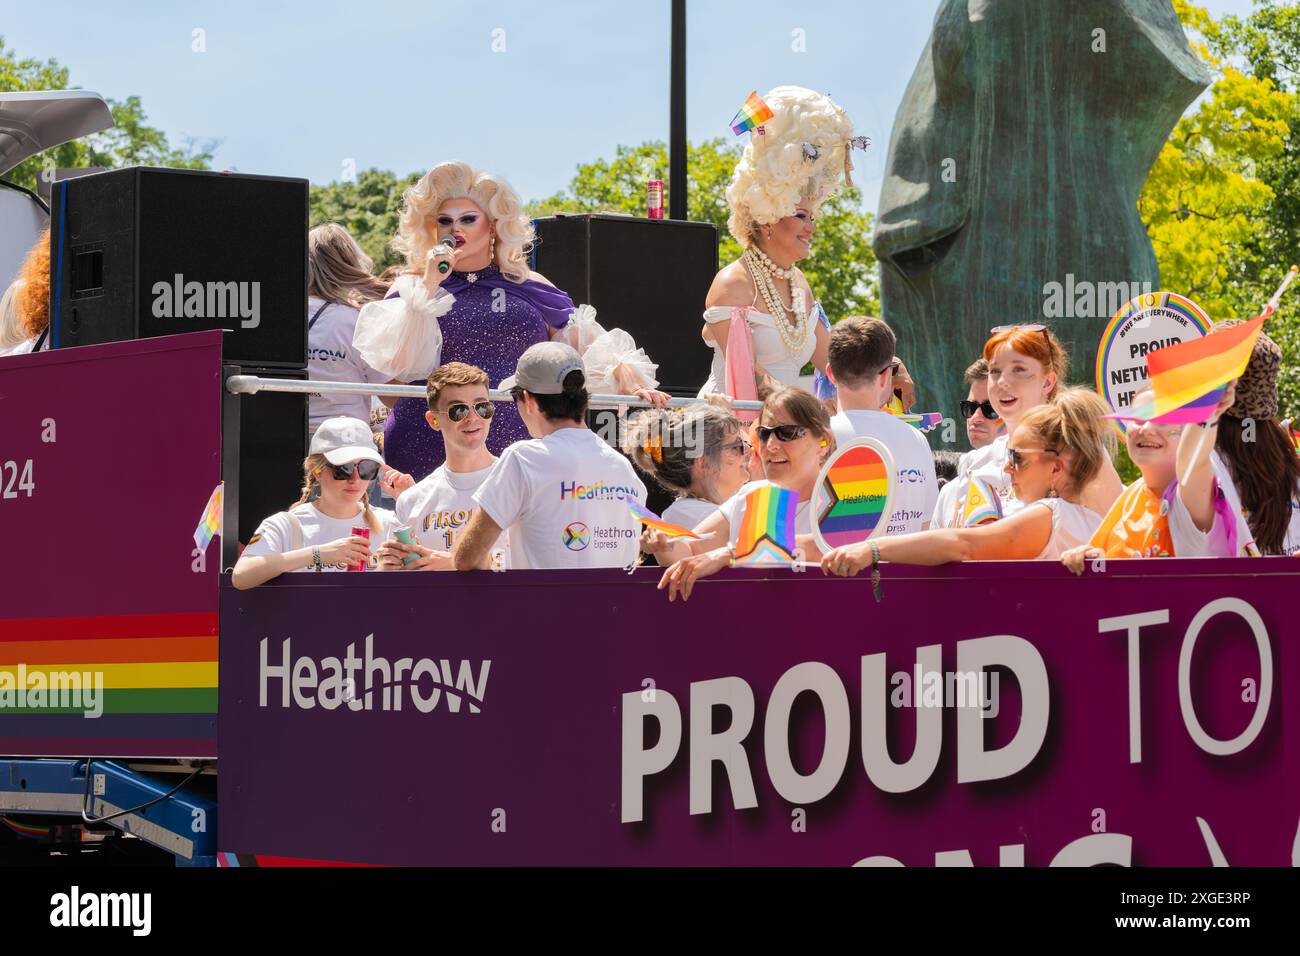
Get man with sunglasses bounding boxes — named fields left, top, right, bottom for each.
left=824, top=317, right=939, bottom=533
left=959, top=358, right=1000, bottom=451
left=379, top=363, right=509, bottom=570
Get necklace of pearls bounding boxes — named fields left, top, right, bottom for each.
left=743, top=247, right=808, bottom=358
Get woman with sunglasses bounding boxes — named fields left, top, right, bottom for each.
left=657, top=387, right=834, bottom=601
left=934, top=324, right=1122, bottom=526
left=233, top=417, right=399, bottom=589
left=378, top=363, right=510, bottom=570
left=623, top=404, right=753, bottom=565
left=821, top=388, right=1115, bottom=575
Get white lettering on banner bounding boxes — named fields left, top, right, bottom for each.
left=620, top=635, right=1050, bottom=822
left=259, top=635, right=489, bottom=714
left=1100, top=599, right=1273, bottom=762
left=49, top=886, right=151, bottom=936
left=852, top=833, right=1132, bottom=868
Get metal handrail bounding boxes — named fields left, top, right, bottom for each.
left=224, top=374, right=764, bottom=412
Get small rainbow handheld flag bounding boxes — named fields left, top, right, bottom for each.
left=962, top=477, right=1003, bottom=527
left=1107, top=315, right=1265, bottom=425
left=626, top=499, right=708, bottom=540
left=730, top=91, right=774, bottom=135
left=194, top=482, right=223, bottom=551
left=733, top=483, right=799, bottom=565
left=900, top=412, right=944, bottom=433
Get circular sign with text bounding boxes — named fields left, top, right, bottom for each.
left=1095, top=291, right=1211, bottom=432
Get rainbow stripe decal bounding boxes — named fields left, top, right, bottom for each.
left=0, top=611, right=218, bottom=758
left=734, top=483, right=798, bottom=565
left=814, top=441, right=892, bottom=548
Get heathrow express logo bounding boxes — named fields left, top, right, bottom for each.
left=563, top=522, right=590, bottom=551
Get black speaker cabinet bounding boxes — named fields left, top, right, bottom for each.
left=531, top=214, right=718, bottom=394
left=221, top=365, right=307, bottom=567
left=50, top=166, right=308, bottom=368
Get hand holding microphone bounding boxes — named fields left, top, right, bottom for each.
left=422, top=235, right=461, bottom=295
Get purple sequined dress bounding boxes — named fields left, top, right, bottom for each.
left=383, top=264, right=576, bottom=480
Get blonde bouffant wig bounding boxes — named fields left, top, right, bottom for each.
left=726, top=87, right=857, bottom=246
left=393, top=161, right=533, bottom=283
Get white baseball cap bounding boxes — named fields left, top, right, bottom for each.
left=499, top=341, right=586, bottom=395
left=309, top=416, right=385, bottom=466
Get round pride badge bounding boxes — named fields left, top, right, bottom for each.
left=810, top=437, right=897, bottom=554
left=1096, top=291, right=1210, bottom=433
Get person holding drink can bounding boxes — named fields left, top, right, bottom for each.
left=232, top=417, right=400, bottom=588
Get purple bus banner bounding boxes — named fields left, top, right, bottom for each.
left=0, top=333, right=222, bottom=758
left=218, top=561, right=1296, bottom=866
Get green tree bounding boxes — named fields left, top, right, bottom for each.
left=0, top=35, right=215, bottom=192
left=527, top=137, right=879, bottom=322
left=1141, top=2, right=1300, bottom=416
left=310, top=168, right=420, bottom=271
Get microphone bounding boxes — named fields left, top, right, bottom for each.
left=432, top=236, right=458, bottom=273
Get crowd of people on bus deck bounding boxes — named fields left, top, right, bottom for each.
left=1, top=85, right=1295, bottom=597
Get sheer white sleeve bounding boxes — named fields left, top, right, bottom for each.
left=352, top=275, right=451, bottom=381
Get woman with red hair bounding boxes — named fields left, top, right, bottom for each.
left=933, top=324, right=1121, bottom=526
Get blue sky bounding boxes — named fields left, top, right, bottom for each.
left=4, top=0, right=1264, bottom=213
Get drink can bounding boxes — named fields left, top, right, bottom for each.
left=350, top=526, right=370, bottom=571
left=394, top=527, right=418, bottom=566
left=647, top=180, right=664, bottom=220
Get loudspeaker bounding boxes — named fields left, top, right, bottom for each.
left=221, top=365, right=307, bottom=568
left=531, top=214, right=718, bottom=395
left=50, top=166, right=309, bottom=368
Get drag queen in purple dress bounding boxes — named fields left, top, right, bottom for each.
left=354, top=162, right=667, bottom=479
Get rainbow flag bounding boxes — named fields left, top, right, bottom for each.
left=734, top=483, right=798, bottom=564
left=626, top=499, right=707, bottom=540
left=193, top=482, right=223, bottom=551
left=900, top=412, right=944, bottom=433
left=730, top=91, right=774, bottom=135
left=1108, top=315, right=1265, bottom=425
left=962, top=477, right=1003, bottom=527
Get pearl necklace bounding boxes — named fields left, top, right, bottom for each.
left=744, top=248, right=808, bottom=358
left=749, top=243, right=796, bottom=281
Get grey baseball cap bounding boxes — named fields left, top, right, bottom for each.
left=499, top=341, right=585, bottom=394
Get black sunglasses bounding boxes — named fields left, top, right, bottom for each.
left=446, top=401, right=495, bottom=423
left=327, top=460, right=381, bottom=481
left=960, top=399, right=1000, bottom=421
left=756, top=424, right=809, bottom=443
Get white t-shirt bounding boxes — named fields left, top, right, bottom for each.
left=662, top=496, right=721, bottom=532
left=307, top=297, right=392, bottom=435
left=933, top=435, right=1025, bottom=527
left=394, top=463, right=510, bottom=566
left=473, top=427, right=647, bottom=569
left=1211, top=449, right=1300, bottom=554
left=242, top=501, right=399, bottom=571
left=1029, top=498, right=1104, bottom=560
left=830, top=409, right=940, bottom=535
left=715, top=480, right=812, bottom=552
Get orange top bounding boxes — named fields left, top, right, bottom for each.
left=1089, top=480, right=1175, bottom=558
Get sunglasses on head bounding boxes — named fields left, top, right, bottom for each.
left=960, top=399, right=1000, bottom=420
left=446, top=400, right=495, bottom=423
left=991, top=324, right=1048, bottom=334
left=326, top=460, right=381, bottom=481
left=756, top=424, right=809, bottom=443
